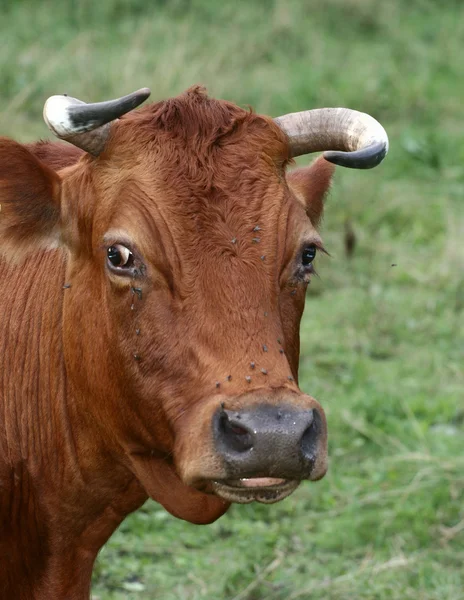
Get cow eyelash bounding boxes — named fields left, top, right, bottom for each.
left=300, top=242, right=328, bottom=266
left=294, top=242, right=328, bottom=282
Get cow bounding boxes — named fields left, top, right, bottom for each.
left=0, top=85, right=388, bottom=599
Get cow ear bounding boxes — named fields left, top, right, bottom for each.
left=287, top=156, right=335, bottom=228
left=0, top=138, right=62, bottom=261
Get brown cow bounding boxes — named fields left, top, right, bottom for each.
left=0, top=86, right=387, bottom=599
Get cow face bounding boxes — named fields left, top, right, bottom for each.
left=0, top=87, right=387, bottom=523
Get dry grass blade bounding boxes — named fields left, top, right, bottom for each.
left=287, top=554, right=414, bottom=599
left=229, top=550, right=284, bottom=600
left=341, top=409, right=410, bottom=453
left=440, top=519, right=464, bottom=543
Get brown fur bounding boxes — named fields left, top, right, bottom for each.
left=0, top=139, right=62, bottom=261
left=25, top=139, right=84, bottom=171
left=0, top=87, right=334, bottom=598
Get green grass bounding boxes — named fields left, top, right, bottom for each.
left=2, top=0, right=463, bottom=598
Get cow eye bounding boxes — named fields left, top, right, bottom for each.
left=302, top=245, right=317, bottom=266
left=107, top=244, right=134, bottom=269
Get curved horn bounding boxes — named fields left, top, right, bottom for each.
left=43, top=88, right=151, bottom=156
left=274, top=108, right=388, bottom=169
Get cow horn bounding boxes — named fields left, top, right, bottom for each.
left=43, top=88, right=151, bottom=156
left=274, top=108, right=388, bottom=169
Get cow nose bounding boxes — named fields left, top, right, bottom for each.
left=213, top=404, right=323, bottom=480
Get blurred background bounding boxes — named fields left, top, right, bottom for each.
left=2, top=0, right=463, bottom=598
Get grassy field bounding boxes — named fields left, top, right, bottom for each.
left=2, top=0, right=463, bottom=598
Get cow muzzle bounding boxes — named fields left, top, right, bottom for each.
left=210, top=401, right=327, bottom=504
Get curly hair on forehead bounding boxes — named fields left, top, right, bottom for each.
left=121, top=85, right=290, bottom=164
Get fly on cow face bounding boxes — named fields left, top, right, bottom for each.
left=0, top=84, right=387, bottom=597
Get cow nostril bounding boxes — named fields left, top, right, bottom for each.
left=300, top=409, right=320, bottom=466
left=229, top=423, right=249, bottom=436
left=218, top=413, right=253, bottom=453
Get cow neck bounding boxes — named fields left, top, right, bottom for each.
left=0, top=248, right=147, bottom=598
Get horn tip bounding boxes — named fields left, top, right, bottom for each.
left=134, top=87, right=151, bottom=103
left=323, top=141, right=388, bottom=170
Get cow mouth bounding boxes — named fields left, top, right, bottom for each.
left=211, top=477, right=300, bottom=504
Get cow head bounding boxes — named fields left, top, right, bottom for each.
left=0, top=86, right=387, bottom=523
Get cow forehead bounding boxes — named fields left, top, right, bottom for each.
left=114, top=85, right=288, bottom=151
left=103, top=86, right=290, bottom=188
left=90, top=88, right=297, bottom=250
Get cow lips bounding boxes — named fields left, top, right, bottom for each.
left=211, top=478, right=300, bottom=504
